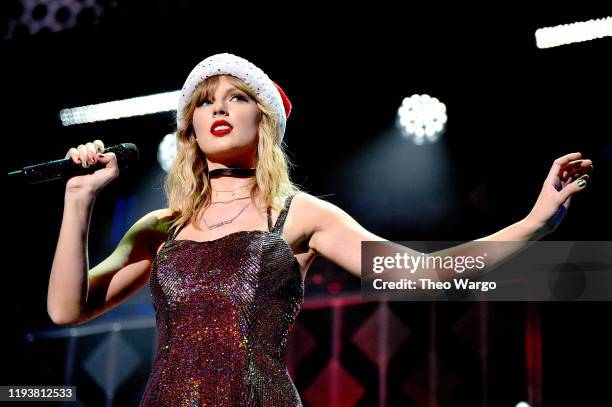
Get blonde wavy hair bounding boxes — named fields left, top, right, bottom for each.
left=164, top=75, right=303, bottom=231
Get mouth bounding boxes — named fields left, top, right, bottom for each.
left=210, top=120, right=233, bottom=136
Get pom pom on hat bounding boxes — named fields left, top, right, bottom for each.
left=177, top=53, right=291, bottom=141
left=273, top=81, right=292, bottom=119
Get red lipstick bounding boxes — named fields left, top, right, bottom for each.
left=210, top=120, right=233, bottom=136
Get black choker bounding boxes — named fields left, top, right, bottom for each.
left=208, top=168, right=256, bottom=178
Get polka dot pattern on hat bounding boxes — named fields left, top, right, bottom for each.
left=177, top=53, right=289, bottom=141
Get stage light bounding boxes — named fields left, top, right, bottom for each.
left=397, top=94, right=447, bottom=145
left=535, top=16, right=612, bottom=49
left=2, top=0, right=113, bottom=40
left=157, top=133, right=177, bottom=172
left=59, top=90, right=180, bottom=126
left=515, top=402, right=531, bottom=407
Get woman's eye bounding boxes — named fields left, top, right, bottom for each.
left=199, top=94, right=246, bottom=106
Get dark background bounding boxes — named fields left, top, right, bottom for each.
left=2, top=2, right=611, bottom=406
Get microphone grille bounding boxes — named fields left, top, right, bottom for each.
left=108, top=143, right=139, bottom=170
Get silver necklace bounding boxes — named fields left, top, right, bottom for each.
left=211, top=196, right=251, bottom=205
left=210, top=184, right=255, bottom=196
left=203, top=201, right=251, bottom=230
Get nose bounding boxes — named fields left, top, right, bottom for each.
left=213, top=100, right=228, bottom=117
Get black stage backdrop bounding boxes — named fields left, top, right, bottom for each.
left=2, top=3, right=610, bottom=406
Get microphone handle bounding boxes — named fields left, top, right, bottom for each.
left=23, top=157, right=106, bottom=183
left=11, top=143, right=138, bottom=184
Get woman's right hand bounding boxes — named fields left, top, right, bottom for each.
left=64, top=140, right=119, bottom=195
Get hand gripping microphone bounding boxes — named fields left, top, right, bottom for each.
left=7, top=143, right=139, bottom=184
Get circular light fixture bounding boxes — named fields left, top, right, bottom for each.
left=157, top=133, right=177, bottom=172
left=397, top=94, right=447, bottom=144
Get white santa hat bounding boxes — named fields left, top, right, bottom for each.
left=177, top=53, right=292, bottom=142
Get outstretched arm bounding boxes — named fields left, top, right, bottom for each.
left=301, top=152, right=593, bottom=282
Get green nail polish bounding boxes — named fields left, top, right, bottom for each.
left=98, top=147, right=104, bottom=152
left=577, top=179, right=586, bottom=187
left=83, top=161, right=89, bottom=168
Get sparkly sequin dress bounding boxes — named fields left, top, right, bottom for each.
left=141, top=194, right=304, bottom=406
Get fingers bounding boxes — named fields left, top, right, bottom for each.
left=560, top=159, right=593, bottom=176
left=65, top=147, right=79, bottom=162
left=93, top=139, right=105, bottom=154
left=559, top=173, right=589, bottom=202
left=96, top=151, right=117, bottom=166
left=562, top=161, right=594, bottom=182
left=96, top=152, right=119, bottom=178
left=546, top=152, right=582, bottom=183
left=546, top=153, right=595, bottom=186
left=76, top=145, right=89, bottom=168
left=66, top=140, right=106, bottom=168
left=562, top=158, right=593, bottom=171
left=86, top=142, right=99, bottom=165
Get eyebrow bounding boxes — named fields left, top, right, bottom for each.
left=205, top=86, right=247, bottom=100
left=220, top=86, right=244, bottom=96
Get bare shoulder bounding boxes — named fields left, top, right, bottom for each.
left=129, top=208, right=174, bottom=233
left=149, top=208, right=175, bottom=226
left=289, top=192, right=322, bottom=222
left=291, top=192, right=331, bottom=211
left=292, top=192, right=346, bottom=219
left=291, top=192, right=384, bottom=256
left=147, top=207, right=176, bottom=236
left=123, top=208, right=175, bottom=255
left=278, top=193, right=322, bottom=260
left=290, top=192, right=345, bottom=236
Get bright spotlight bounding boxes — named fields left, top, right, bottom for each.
left=59, top=91, right=180, bottom=126
left=157, top=133, right=177, bottom=172
left=535, top=16, right=611, bottom=49
left=515, top=402, right=532, bottom=407
left=397, top=94, right=447, bottom=145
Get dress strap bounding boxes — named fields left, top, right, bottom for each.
left=167, top=222, right=188, bottom=242
left=266, top=207, right=273, bottom=231
left=272, top=194, right=296, bottom=234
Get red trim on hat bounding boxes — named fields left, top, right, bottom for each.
left=273, top=81, right=292, bottom=119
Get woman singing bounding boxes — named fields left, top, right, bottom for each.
left=46, top=53, right=593, bottom=406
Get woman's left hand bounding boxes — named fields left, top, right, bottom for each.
left=525, top=152, right=593, bottom=237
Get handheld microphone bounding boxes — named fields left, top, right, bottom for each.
left=8, top=143, right=139, bottom=184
